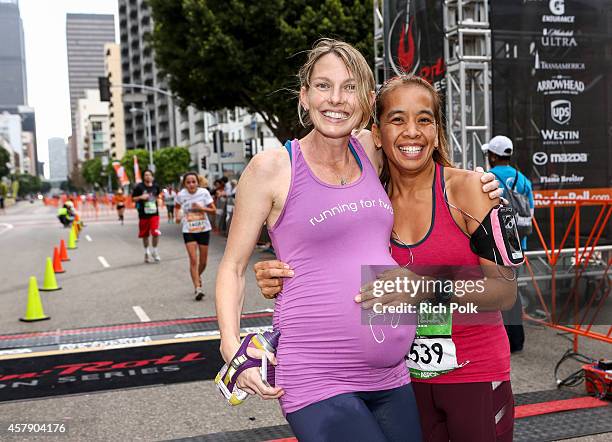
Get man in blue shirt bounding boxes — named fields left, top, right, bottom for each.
left=483, top=135, right=534, bottom=353
left=483, top=135, right=534, bottom=250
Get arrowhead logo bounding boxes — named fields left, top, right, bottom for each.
left=533, top=152, right=548, bottom=165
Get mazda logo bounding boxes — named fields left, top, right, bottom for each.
left=533, top=152, right=548, bottom=165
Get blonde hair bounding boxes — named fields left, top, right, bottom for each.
left=198, top=175, right=209, bottom=188
left=297, top=38, right=374, bottom=131
left=375, top=74, right=453, bottom=193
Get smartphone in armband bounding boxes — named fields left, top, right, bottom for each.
left=261, top=353, right=269, bottom=386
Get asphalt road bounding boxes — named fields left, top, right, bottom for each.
left=0, top=201, right=610, bottom=441
left=0, top=201, right=274, bottom=333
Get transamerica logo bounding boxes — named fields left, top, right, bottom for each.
left=539, top=61, right=585, bottom=70
left=537, top=76, right=584, bottom=95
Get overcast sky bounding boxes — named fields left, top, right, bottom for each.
left=19, top=0, right=119, bottom=177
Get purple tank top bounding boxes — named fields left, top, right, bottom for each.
left=268, top=137, right=414, bottom=414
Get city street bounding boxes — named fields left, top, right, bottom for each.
left=0, top=201, right=273, bottom=333
left=0, top=201, right=610, bottom=441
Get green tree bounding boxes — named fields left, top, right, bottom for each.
left=120, top=149, right=151, bottom=183
left=41, top=181, right=52, bottom=194
left=82, top=158, right=103, bottom=188
left=0, top=148, right=10, bottom=179
left=149, top=0, right=373, bottom=142
left=153, top=146, right=191, bottom=186
left=13, top=173, right=42, bottom=197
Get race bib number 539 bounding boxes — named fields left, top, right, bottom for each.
left=406, top=337, right=461, bottom=379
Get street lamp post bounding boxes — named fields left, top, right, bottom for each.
left=130, top=107, right=154, bottom=172
left=116, top=83, right=178, bottom=147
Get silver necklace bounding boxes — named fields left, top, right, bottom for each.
left=334, top=152, right=352, bottom=186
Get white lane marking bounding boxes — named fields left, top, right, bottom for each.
left=0, top=223, right=14, bottom=236
left=85, top=235, right=92, bottom=242
left=132, top=306, right=151, bottom=322
left=97, top=256, right=110, bottom=268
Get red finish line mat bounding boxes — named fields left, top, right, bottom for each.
left=0, top=312, right=273, bottom=402
left=168, top=390, right=611, bottom=442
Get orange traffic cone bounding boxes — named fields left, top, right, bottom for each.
left=53, top=247, right=65, bottom=274
left=40, top=257, right=61, bottom=292
left=59, top=240, right=70, bottom=261
left=20, top=277, right=50, bottom=322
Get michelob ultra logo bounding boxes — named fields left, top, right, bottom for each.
left=550, top=99, right=571, bottom=125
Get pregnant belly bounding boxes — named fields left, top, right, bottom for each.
left=276, top=297, right=415, bottom=370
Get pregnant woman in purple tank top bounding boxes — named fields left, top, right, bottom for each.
left=215, top=39, right=422, bottom=442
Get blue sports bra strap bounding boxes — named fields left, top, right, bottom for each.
left=348, top=140, right=363, bottom=171
left=284, top=140, right=292, bottom=162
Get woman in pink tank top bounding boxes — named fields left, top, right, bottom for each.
left=216, top=40, right=422, bottom=441
left=367, top=75, right=518, bottom=442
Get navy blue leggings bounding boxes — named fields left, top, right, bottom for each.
left=286, top=384, right=422, bottom=442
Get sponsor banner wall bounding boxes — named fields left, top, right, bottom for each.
left=491, top=0, right=611, bottom=191
left=491, top=0, right=612, bottom=246
left=383, top=0, right=445, bottom=90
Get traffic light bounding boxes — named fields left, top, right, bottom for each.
left=98, top=76, right=111, bottom=101
left=244, top=139, right=253, bottom=159
left=213, top=130, right=224, bottom=153
left=201, top=156, right=207, bottom=169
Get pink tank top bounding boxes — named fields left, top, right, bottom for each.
left=269, top=137, right=414, bottom=414
left=390, top=163, right=510, bottom=384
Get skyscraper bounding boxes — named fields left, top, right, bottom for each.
left=66, top=13, right=115, bottom=170
left=104, top=43, right=126, bottom=161
left=0, top=0, right=27, bottom=106
left=119, top=0, right=177, bottom=151
left=48, top=137, right=68, bottom=184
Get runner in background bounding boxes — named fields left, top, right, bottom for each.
left=483, top=135, right=534, bottom=353
left=163, top=186, right=177, bottom=223
left=113, top=188, right=126, bottom=225
left=175, top=172, right=216, bottom=300
left=132, top=169, right=162, bottom=263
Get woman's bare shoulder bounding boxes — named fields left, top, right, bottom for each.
left=245, top=147, right=290, bottom=178
left=445, top=167, right=496, bottom=214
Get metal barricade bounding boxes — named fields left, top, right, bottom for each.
left=520, top=198, right=612, bottom=352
